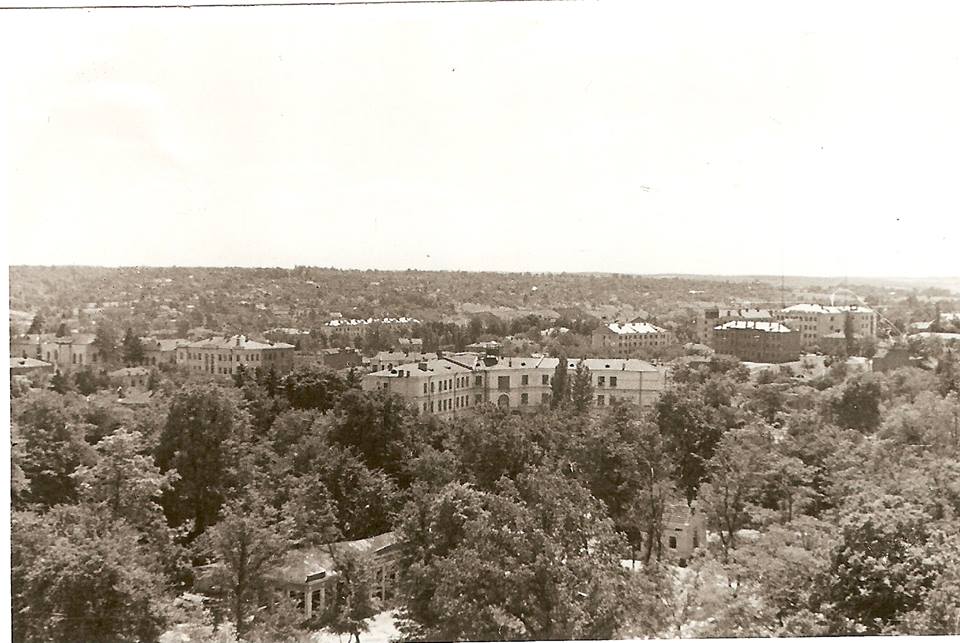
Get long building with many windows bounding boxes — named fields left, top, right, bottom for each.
left=362, top=354, right=667, bottom=417
left=176, top=335, right=295, bottom=377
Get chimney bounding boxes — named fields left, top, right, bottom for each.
left=418, top=362, right=428, bottom=371
left=235, top=335, right=242, bottom=347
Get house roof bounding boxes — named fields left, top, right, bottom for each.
left=185, top=335, right=294, bottom=350
left=268, top=532, right=398, bottom=585
left=782, top=304, right=874, bottom=315
left=366, top=358, right=473, bottom=378
left=601, top=322, right=669, bottom=336
left=715, top=320, right=794, bottom=333
left=10, top=357, right=52, bottom=369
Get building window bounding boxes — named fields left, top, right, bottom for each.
left=521, top=393, right=528, bottom=405
left=475, top=394, right=482, bottom=404
left=610, top=376, right=617, bottom=388
left=597, top=395, right=605, bottom=406
left=669, top=536, right=677, bottom=549
left=597, top=376, right=605, bottom=387
left=430, top=382, right=435, bottom=392
left=423, top=383, right=428, bottom=394
left=542, top=374, right=549, bottom=385
left=475, top=375, right=482, bottom=386
left=498, top=376, right=510, bottom=390
left=521, top=375, right=529, bottom=386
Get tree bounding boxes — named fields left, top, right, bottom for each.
left=843, top=312, right=856, bottom=356
left=12, top=505, right=171, bottom=642
left=27, top=312, right=44, bottom=334
left=821, top=493, right=940, bottom=633
left=15, top=392, right=96, bottom=506
left=655, top=389, right=724, bottom=504
left=698, top=425, right=773, bottom=559
left=157, top=385, right=244, bottom=537
left=122, top=327, right=146, bottom=365
left=49, top=368, right=73, bottom=394
left=397, top=471, right=636, bottom=640
left=93, top=320, right=120, bottom=364
left=281, top=365, right=348, bottom=412
left=71, top=428, right=177, bottom=532
left=936, top=348, right=960, bottom=397
left=197, top=493, right=296, bottom=640
left=570, top=361, right=594, bottom=413
left=550, top=355, right=570, bottom=409
left=316, top=547, right=379, bottom=643
left=829, top=374, right=883, bottom=432
left=328, top=389, right=415, bottom=478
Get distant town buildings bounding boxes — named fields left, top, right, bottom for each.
left=323, top=317, right=420, bottom=338
left=176, top=335, right=295, bottom=377
left=362, top=354, right=667, bottom=417
left=591, top=322, right=676, bottom=355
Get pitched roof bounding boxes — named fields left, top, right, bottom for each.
left=10, top=357, right=52, bottom=369
left=185, top=335, right=294, bottom=350
left=268, top=532, right=398, bottom=585
left=366, top=358, right=473, bottom=378
left=782, top=304, right=874, bottom=315
left=601, top=322, right=669, bottom=335
left=715, top=320, right=794, bottom=333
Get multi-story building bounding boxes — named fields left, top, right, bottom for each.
left=362, top=354, right=667, bottom=417
left=176, top=335, right=295, bottom=377
left=362, top=356, right=483, bottom=418
left=778, top=304, right=877, bottom=348
left=696, top=308, right=777, bottom=344
left=140, top=338, right=190, bottom=367
left=39, top=334, right=101, bottom=373
left=712, top=320, right=801, bottom=363
left=591, top=322, right=676, bottom=355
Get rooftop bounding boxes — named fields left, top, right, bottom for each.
left=10, top=357, right=52, bottom=369
left=716, top=320, right=794, bottom=333
left=366, top=358, right=474, bottom=378
left=185, top=335, right=294, bottom=350
left=268, top=532, right=398, bottom=585
left=782, top=303, right=874, bottom=315
left=601, top=322, right=669, bottom=335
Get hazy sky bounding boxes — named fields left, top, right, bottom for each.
left=2, top=1, right=959, bottom=277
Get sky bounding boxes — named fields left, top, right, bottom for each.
left=2, top=0, right=960, bottom=277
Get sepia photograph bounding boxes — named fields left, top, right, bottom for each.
left=3, top=0, right=960, bottom=641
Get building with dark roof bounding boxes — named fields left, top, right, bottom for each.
left=712, top=320, right=801, bottom=364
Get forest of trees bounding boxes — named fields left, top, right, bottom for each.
left=10, top=347, right=960, bottom=640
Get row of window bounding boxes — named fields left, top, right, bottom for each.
left=424, top=395, right=479, bottom=413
